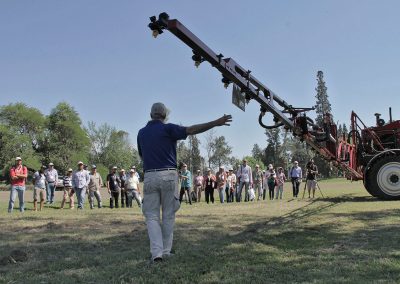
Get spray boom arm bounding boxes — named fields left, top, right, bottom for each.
left=148, top=12, right=363, bottom=180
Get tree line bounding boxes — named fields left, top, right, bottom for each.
left=1, top=71, right=346, bottom=180
left=0, top=102, right=140, bottom=181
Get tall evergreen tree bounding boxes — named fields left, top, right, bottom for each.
left=314, top=71, right=332, bottom=126
left=251, top=144, right=264, bottom=162
left=188, top=135, right=202, bottom=172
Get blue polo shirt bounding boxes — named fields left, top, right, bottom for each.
left=137, top=120, right=188, bottom=171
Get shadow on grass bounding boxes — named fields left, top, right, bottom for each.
left=1, top=200, right=400, bottom=283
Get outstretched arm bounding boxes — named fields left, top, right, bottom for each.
left=186, top=115, right=232, bottom=136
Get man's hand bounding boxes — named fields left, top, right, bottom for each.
left=215, top=114, right=232, bottom=126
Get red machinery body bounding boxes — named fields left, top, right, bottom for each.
left=148, top=13, right=400, bottom=199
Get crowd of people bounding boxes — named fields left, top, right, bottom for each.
left=6, top=156, right=319, bottom=213
left=177, top=158, right=319, bottom=205
left=7, top=157, right=142, bottom=213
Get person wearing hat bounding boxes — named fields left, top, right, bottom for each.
left=253, top=164, right=264, bottom=201
left=216, top=166, right=227, bottom=203
left=289, top=161, right=303, bottom=198
left=204, top=168, right=216, bottom=204
left=131, top=166, right=141, bottom=181
left=275, top=167, right=286, bottom=200
left=226, top=168, right=237, bottom=203
left=264, top=164, right=277, bottom=200
left=126, top=168, right=141, bottom=208
left=44, top=162, right=58, bottom=204
left=8, top=157, right=28, bottom=213
left=71, top=161, right=90, bottom=209
left=179, top=164, right=192, bottom=205
left=106, top=166, right=121, bottom=208
left=137, top=102, right=232, bottom=262
left=32, top=165, right=47, bottom=211
left=236, top=159, right=253, bottom=202
left=88, top=165, right=103, bottom=209
left=61, top=168, right=74, bottom=209
left=193, top=170, right=204, bottom=202
left=119, top=169, right=128, bottom=208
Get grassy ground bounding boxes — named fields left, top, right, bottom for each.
left=1, top=179, right=400, bottom=283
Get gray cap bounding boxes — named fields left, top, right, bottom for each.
left=151, top=102, right=169, bottom=118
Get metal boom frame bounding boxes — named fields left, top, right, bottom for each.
left=148, top=12, right=363, bottom=180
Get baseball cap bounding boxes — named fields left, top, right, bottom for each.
left=121, top=168, right=125, bottom=172
left=130, top=168, right=135, bottom=172
left=206, top=168, right=211, bottom=171
left=15, top=157, right=22, bottom=161
left=41, top=165, right=46, bottom=169
left=77, top=161, right=83, bottom=165
left=197, top=169, right=201, bottom=172
left=112, top=166, right=117, bottom=169
left=49, top=162, right=54, bottom=166
left=131, top=166, right=136, bottom=169
left=92, top=165, right=97, bottom=169
left=151, top=102, right=169, bottom=118
left=229, top=168, right=233, bottom=171
left=294, top=161, right=298, bottom=164
left=68, top=168, right=73, bottom=172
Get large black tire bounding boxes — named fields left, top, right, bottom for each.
left=364, top=154, right=400, bottom=200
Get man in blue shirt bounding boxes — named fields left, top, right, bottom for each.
left=137, top=102, right=232, bottom=263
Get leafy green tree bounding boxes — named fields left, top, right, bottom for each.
left=101, top=130, right=140, bottom=171
left=44, top=102, right=90, bottom=172
left=0, top=125, right=41, bottom=177
left=251, top=144, right=264, bottom=162
left=264, top=128, right=284, bottom=167
left=242, top=156, right=265, bottom=171
left=209, top=136, right=232, bottom=169
left=0, top=103, right=43, bottom=177
left=0, top=103, right=46, bottom=149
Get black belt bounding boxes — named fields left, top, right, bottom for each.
left=145, top=168, right=176, bottom=173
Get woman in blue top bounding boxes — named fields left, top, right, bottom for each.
left=179, top=164, right=192, bottom=205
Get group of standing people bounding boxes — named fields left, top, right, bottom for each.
left=177, top=158, right=320, bottom=204
left=6, top=156, right=143, bottom=213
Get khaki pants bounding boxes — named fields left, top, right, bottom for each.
left=33, top=187, right=46, bottom=201
left=307, top=180, right=317, bottom=191
left=142, top=170, right=180, bottom=260
left=254, top=182, right=262, bottom=199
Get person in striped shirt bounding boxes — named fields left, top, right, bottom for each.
left=61, top=169, right=74, bottom=209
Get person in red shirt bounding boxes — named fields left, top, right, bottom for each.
left=8, top=157, right=28, bottom=213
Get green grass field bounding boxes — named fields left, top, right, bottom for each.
left=1, top=179, right=400, bottom=283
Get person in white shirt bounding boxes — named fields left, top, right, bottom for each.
left=72, top=161, right=90, bottom=209
left=126, top=167, right=141, bottom=208
left=33, top=165, right=47, bottom=211
left=289, top=161, right=303, bottom=198
left=236, top=159, right=253, bottom=202
left=44, top=162, right=58, bottom=204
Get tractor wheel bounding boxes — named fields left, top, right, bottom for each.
left=364, top=154, right=400, bottom=200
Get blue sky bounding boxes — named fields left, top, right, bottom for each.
left=1, top=0, right=399, bottom=158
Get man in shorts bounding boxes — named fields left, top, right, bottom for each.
left=33, top=165, right=47, bottom=211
